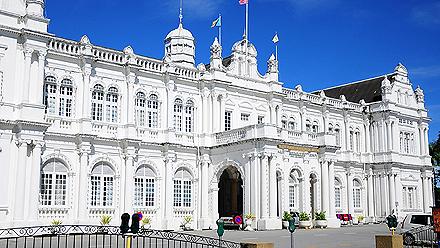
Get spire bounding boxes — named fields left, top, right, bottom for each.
left=179, top=0, right=183, bottom=24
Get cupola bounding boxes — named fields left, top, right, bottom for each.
left=164, top=23, right=195, bottom=68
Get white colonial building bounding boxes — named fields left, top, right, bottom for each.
left=0, top=0, right=433, bottom=230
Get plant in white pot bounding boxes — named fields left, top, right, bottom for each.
left=244, top=213, right=255, bottom=231
left=282, top=211, right=292, bottom=229
left=180, top=215, right=193, bottom=231
left=141, top=216, right=152, bottom=230
left=314, top=211, right=327, bottom=228
left=299, top=212, right=312, bottom=229
left=357, top=215, right=365, bottom=225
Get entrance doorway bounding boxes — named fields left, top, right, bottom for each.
left=218, top=166, right=243, bottom=217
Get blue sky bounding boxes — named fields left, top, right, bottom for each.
left=46, top=0, right=440, bottom=141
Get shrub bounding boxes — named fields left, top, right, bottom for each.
left=141, top=216, right=151, bottom=228
left=282, top=211, right=292, bottom=221
left=299, top=212, right=310, bottom=221
left=99, top=215, right=112, bottom=225
left=314, top=211, right=326, bottom=221
left=51, top=219, right=62, bottom=226
left=357, top=215, right=365, bottom=222
left=182, top=215, right=192, bottom=226
left=245, top=213, right=256, bottom=220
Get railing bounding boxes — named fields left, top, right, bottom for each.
left=403, top=226, right=437, bottom=247
left=0, top=225, right=241, bottom=248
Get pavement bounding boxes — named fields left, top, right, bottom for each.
left=189, top=223, right=391, bottom=248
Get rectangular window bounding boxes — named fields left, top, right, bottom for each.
left=91, top=176, right=100, bottom=206
left=335, top=188, right=341, bottom=208
left=174, top=180, right=182, bottom=207
left=225, top=111, right=232, bottom=131
left=40, top=174, right=52, bottom=206
left=137, top=109, right=146, bottom=126
left=183, top=181, right=192, bottom=207
left=148, top=111, right=158, bottom=128
left=185, top=115, right=192, bottom=133
left=349, top=131, right=354, bottom=151
left=103, top=177, right=113, bottom=206
left=145, top=178, right=155, bottom=207
left=289, top=185, right=295, bottom=209
left=241, top=113, right=250, bottom=122
left=134, top=178, right=144, bottom=206
left=54, top=174, right=67, bottom=205
left=258, top=116, right=264, bottom=124
left=353, top=188, right=361, bottom=208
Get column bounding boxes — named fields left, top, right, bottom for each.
left=344, top=119, right=349, bottom=151
left=34, top=51, right=46, bottom=104
left=22, top=49, right=33, bottom=103
left=250, top=153, right=259, bottom=218
left=424, top=128, right=429, bottom=156
left=211, top=187, right=219, bottom=224
left=202, top=91, right=208, bottom=133
left=380, top=174, right=387, bottom=216
left=347, top=170, right=353, bottom=215
left=386, top=121, right=392, bottom=152
left=367, top=171, right=374, bottom=218
left=365, top=123, right=371, bottom=153
left=123, top=155, right=134, bottom=213
left=392, top=121, right=399, bottom=152
left=200, top=157, right=209, bottom=222
left=269, top=155, right=277, bottom=218
left=126, top=81, right=135, bottom=125
left=14, top=142, right=28, bottom=220
left=428, top=177, right=434, bottom=209
left=78, top=148, right=89, bottom=220
left=163, top=156, right=174, bottom=228
left=395, top=172, right=402, bottom=218
left=27, top=142, right=43, bottom=221
left=81, top=68, right=92, bottom=118
left=321, top=160, right=329, bottom=215
left=300, top=111, right=305, bottom=132
left=422, top=176, right=429, bottom=213
left=374, top=174, right=382, bottom=217
left=260, top=154, right=269, bottom=219
left=212, top=94, right=220, bottom=133
left=219, top=96, right=225, bottom=131
left=244, top=155, right=251, bottom=215
left=389, top=173, right=396, bottom=214
left=328, top=161, right=336, bottom=218
left=420, top=126, right=425, bottom=155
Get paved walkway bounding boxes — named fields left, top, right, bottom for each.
left=190, top=224, right=390, bottom=248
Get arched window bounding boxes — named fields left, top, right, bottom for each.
left=44, top=76, right=57, bottom=115
left=173, top=168, right=192, bottom=207
left=312, top=121, right=319, bottom=133
left=328, top=123, right=334, bottom=133
left=289, top=170, right=301, bottom=210
left=148, top=94, right=159, bottom=128
left=106, top=87, right=118, bottom=123
left=90, top=162, right=115, bottom=207
left=134, top=165, right=156, bottom=207
left=335, top=125, right=341, bottom=146
left=185, top=100, right=194, bottom=132
left=353, top=179, right=362, bottom=208
left=355, top=129, right=361, bottom=152
left=305, top=120, right=311, bottom=132
left=40, top=159, right=68, bottom=206
left=335, top=178, right=342, bottom=208
left=288, top=117, right=296, bottom=130
left=281, top=115, right=287, bottom=129
left=59, top=79, right=73, bottom=117
left=91, top=84, right=104, bottom=121
left=135, top=92, right=146, bottom=126
left=174, top=98, right=183, bottom=131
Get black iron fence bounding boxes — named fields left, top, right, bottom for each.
left=403, top=226, right=439, bottom=248
left=0, top=225, right=241, bottom=248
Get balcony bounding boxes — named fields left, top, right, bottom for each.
left=213, top=124, right=337, bottom=147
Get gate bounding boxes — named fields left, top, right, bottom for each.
left=0, top=225, right=241, bottom=248
left=403, top=226, right=438, bottom=248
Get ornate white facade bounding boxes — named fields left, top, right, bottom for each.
left=0, top=1, right=433, bottom=229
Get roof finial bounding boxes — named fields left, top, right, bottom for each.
left=179, top=0, right=183, bottom=24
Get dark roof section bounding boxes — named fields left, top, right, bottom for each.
left=205, top=55, right=233, bottom=70
left=313, top=74, right=395, bottom=104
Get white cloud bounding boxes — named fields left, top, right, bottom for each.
left=411, top=65, right=440, bottom=78
left=411, top=2, right=440, bottom=27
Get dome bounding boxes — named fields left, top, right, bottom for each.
left=165, top=23, right=194, bottom=41
left=232, top=38, right=257, bottom=57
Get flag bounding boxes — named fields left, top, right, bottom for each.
left=211, top=15, right=222, bottom=28
left=272, top=33, right=279, bottom=44
left=239, top=0, right=248, bottom=5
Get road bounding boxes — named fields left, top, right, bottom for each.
left=190, top=224, right=391, bottom=248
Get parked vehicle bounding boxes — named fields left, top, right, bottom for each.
left=397, top=213, right=434, bottom=245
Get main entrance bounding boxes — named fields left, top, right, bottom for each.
left=218, top=166, right=243, bottom=217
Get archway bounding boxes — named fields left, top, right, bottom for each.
left=218, top=166, right=243, bottom=217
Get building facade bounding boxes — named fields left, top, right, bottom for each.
left=0, top=0, right=433, bottom=229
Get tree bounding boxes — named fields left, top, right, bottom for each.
left=429, top=131, right=440, bottom=206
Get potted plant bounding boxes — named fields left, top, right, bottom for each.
left=299, top=212, right=312, bottom=229
left=244, top=213, right=256, bottom=230
left=180, top=215, right=193, bottom=231
left=141, top=216, right=152, bottom=230
left=98, top=215, right=112, bottom=233
left=314, top=211, right=327, bottom=228
left=282, top=211, right=292, bottom=229
left=49, top=219, right=62, bottom=234
left=357, top=215, right=365, bottom=225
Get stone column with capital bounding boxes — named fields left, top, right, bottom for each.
left=327, top=161, right=340, bottom=227
left=422, top=175, right=430, bottom=213
left=367, top=171, right=375, bottom=221
left=219, top=96, right=225, bottom=132
left=33, top=50, right=46, bottom=105
left=244, top=154, right=251, bottom=215
left=386, top=121, right=392, bottom=152
left=212, top=93, right=220, bottom=133
left=202, top=89, right=209, bottom=133
left=22, top=49, right=33, bottom=103
left=424, top=128, right=429, bottom=156
left=27, top=142, right=43, bottom=222
left=269, top=155, right=277, bottom=219
left=77, top=146, right=90, bottom=221
left=389, top=173, right=396, bottom=214
left=321, top=160, right=329, bottom=215
left=198, top=155, right=210, bottom=229
left=123, top=154, right=134, bottom=213
left=13, top=141, right=28, bottom=221
left=346, top=169, right=354, bottom=216
left=162, top=154, right=175, bottom=229
left=260, top=154, right=269, bottom=220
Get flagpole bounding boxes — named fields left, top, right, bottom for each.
left=219, top=14, right=222, bottom=47
left=275, top=44, right=278, bottom=61
left=245, top=1, right=249, bottom=76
